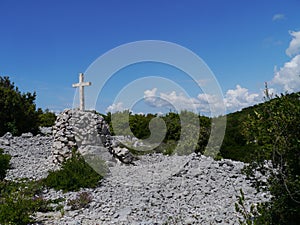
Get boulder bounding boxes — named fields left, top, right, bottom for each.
left=21, top=132, right=33, bottom=138
left=0, top=138, right=10, bottom=146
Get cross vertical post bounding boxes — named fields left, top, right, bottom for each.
left=72, top=73, right=91, bottom=111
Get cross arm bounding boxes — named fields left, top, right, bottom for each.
left=72, top=82, right=91, bottom=88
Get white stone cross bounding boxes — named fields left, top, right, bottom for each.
left=72, top=73, right=91, bottom=111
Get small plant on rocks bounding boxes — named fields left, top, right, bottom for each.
left=0, top=179, right=53, bottom=225
left=67, top=191, right=93, bottom=210
left=235, top=189, right=261, bottom=224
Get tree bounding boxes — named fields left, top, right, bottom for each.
left=37, top=108, right=56, bottom=127
left=0, top=76, right=39, bottom=136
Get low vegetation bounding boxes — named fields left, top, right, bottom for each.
left=37, top=108, right=57, bottom=127
left=236, top=87, right=300, bottom=224
left=0, top=180, right=54, bottom=225
left=67, top=191, right=93, bottom=210
left=0, top=149, right=100, bottom=224
left=0, top=151, right=60, bottom=225
left=104, top=110, right=211, bottom=155
left=44, top=151, right=103, bottom=192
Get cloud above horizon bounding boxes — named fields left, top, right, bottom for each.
left=105, top=102, right=126, bottom=113
left=272, top=30, right=300, bottom=93
left=224, top=85, right=261, bottom=111
left=286, top=31, right=300, bottom=57
left=197, top=85, right=262, bottom=113
left=142, top=85, right=261, bottom=114
left=272, top=13, right=285, bottom=21
left=144, top=88, right=200, bottom=112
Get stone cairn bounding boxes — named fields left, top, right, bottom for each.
left=52, top=109, right=134, bottom=165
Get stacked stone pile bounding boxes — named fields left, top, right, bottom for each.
left=52, top=109, right=134, bottom=164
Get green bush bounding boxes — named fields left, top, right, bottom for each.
left=106, top=110, right=211, bottom=155
left=37, top=108, right=57, bottom=127
left=0, top=179, right=52, bottom=225
left=237, top=87, right=300, bottom=224
left=44, top=152, right=102, bottom=192
left=0, top=149, right=11, bottom=180
left=220, top=145, right=258, bottom=163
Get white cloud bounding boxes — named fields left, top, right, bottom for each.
left=272, top=14, right=285, bottom=21
left=286, top=31, right=300, bottom=57
left=106, top=102, right=126, bottom=113
left=197, top=93, right=225, bottom=113
left=144, top=88, right=171, bottom=108
left=270, top=30, right=300, bottom=93
left=272, top=55, right=300, bottom=92
left=144, top=88, right=157, bottom=97
left=224, top=85, right=261, bottom=112
left=197, top=86, right=262, bottom=113
left=160, top=91, right=200, bottom=111
left=144, top=86, right=261, bottom=114
left=144, top=88, right=200, bottom=112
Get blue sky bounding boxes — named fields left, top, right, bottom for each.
left=1, top=0, right=300, bottom=115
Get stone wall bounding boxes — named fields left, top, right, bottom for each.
left=52, top=109, right=133, bottom=164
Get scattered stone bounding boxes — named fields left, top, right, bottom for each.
left=0, top=138, right=10, bottom=146
left=40, top=127, right=53, bottom=136
left=21, top=132, right=33, bottom=138
left=1, top=133, right=58, bottom=181
left=0, top=117, right=271, bottom=224
left=3, top=132, right=13, bottom=140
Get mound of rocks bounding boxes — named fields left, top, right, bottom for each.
left=0, top=132, right=58, bottom=181
left=52, top=109, right=134, bottom=165
left=36, top=153, right=269, bottom=225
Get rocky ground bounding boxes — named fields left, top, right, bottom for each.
left=0, top=131, right=269, bottom=225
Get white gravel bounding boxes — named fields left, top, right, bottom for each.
left=0, top=131, right=269, bottom=225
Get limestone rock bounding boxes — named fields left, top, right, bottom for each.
left=0, top=138, right=10, bottom=146
left=21, top=132, right=33, bottom=138
left=3, top=132, right=13, bottom=140
left=39, top=127, right=53, bottom=136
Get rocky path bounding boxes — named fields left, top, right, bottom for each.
left=0, top=132, right=269, bottom=225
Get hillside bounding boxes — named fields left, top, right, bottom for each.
left=220, top=91, right=300, bottom=162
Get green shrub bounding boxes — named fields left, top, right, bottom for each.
left=37, top=108, right=57, bottom=127
left=0, top=179, right=52, bottom=225
left=220, top=145, right=258, bottom=163
left=237, top=87, right=300, bottom=224
left=44, top=152, right=102, bottom=192
left=106, top=110, right=211, bottom=154
left=155, top=140, right=177, bottom=155
left=0, top=149, right=11, bottom=180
